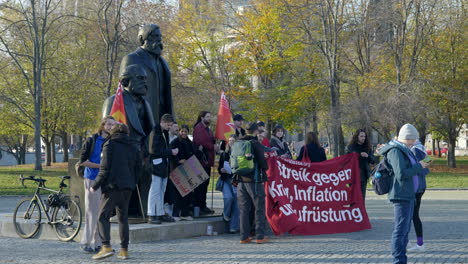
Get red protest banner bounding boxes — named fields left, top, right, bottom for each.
left=265, top=152, right=371, bottom=235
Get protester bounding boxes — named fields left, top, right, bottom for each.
left=257, top=121, right=270, bottom=147
left=233, top=114, right=246, bottom=139
left=169, top=122, right=179, bottom=143
left=297, top=132, right=327, bottom=163
left=170, top=125, right=196, bottom=221
left=91, top=123, right=139, bottom=260
left=233, top=122, right=269, bottom=244
left=269, top=125, right=292, bottom=158
left=378, top=124, right=430, bottom=264
left=408, top=140, right=430, bottom=252
left=147, top=113, right=178, bottom=224
left=346, top=129, right=375, bottom=201
left=218, top=134, right=240, bottom=233
left=79, top=116, right=115, bottom=254
left=193, top=111, right=218, bottom=215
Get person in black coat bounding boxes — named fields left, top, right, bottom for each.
left=297, top=132, right=327, bottom=162
left=170, top=125, right=196, bottom=220
left=147, top=114, right=179, bottom=224
left=346, top=129, right=375, bottom=201
left=269, top=125, right=292, bottom=158
left=91, top=123, right=139, bottom=260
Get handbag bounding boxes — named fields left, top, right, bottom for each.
left=215, top=177, right=224, bottom=192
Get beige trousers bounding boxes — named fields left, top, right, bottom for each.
left=80, top=178, right=102, bottom=247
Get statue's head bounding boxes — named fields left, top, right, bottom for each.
left=120, top=64, right=147, bottom=96
left=138, top=24, right=163, bottom=56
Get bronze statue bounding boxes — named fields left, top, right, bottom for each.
left=119, top=24, right=173, bottom=125
left=102, top=64, right=155, bottom=217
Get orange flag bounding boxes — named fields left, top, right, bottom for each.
left=109, top=81, right=127, bottom=125
left=215, top=91, right=235, bottom=141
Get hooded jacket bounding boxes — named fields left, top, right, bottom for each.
left=149, top=124, right=172, bottom=177
left=378, top=140, right=424, bottom=202
left=92, top=132, right=139, bottom=193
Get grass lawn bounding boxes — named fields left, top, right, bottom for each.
left=1, top=156, right=467, bottom=195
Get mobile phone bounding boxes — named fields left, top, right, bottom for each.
left=423, top=156, right=432, bottom=163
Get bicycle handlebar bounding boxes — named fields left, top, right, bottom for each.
left=18, top=174, right=70, bottom=188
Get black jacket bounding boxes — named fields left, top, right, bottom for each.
left=170, top=136, right=196, bottom=166
left=218, top=150, right=233, bottom=181
left=346, top=143, right=375, bottom=181
left=239, top=135, right=269, bottom=183
left=270, top=136, right=292, bottom=158
left=79, top=133, right=99, bottom=164
left=149, top=124, right=172, bottom=177
left=92, top=133, right=139, bottom=193
left=297, top=143, right=327, bottom=162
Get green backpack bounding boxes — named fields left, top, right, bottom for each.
left=230, top=140, right=255, bottom=176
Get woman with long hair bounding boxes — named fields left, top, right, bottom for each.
left=346, top=129, right=375, bottom=201
left=296, top=132, right=326, bottom=162
left=269, top=125, right=292, bottom=158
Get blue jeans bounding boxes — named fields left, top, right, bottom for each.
left=391, top=199, right=415, bottom=264
left=222, top=180, right=239, bottom=231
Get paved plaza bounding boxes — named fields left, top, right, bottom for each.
left=0, top=190, right=467, bottom=264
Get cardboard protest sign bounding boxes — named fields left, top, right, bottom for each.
left=170, top=155, right=209, bottom=197
left=265, top=152, right=371, bottom=235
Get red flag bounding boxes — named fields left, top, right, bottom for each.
left=215, top=91, right=235, bottom=141
left=109, top=82, right=127, bottom=125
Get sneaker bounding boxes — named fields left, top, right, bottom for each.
left=200, top=207, right=214, bottom=214
left=180, top=216, right=193, bottom=221
left=117, top=248, right=129, bottom=260
left=173, top=217, right=181, bottom=221
left=80, top=245, right=94, bottom=254
left=408, top=244, right=425, bottom=252
left=92, top=245, right=114, bottom=260
left=148, top=216, right=161, bottom=224
left=222, top=213, right=231, bottom=222
left=240, top=238, right=252, bottom=244
left=229, top=229, right=239, bottom=234
left=256, top=237, right=269, bottom=244
left=160, top=215, right=175, bottom=222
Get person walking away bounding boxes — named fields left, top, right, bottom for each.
left=296, top=132, right=326, bottom=163
left=233, top=122, right=269, bottom=244
left=408, top=140, right=430, bottom=252
left=378, top=124, right=430, bottom=264
left=218, top=134, right=240, bottom=233
left=147, top=114, right=178, bottom=224
left=78, top=116, right=115, bottom=253
left=91, top=123, right=140, bottom=260
left=170, top=125, right=196, bottom=221
left=346, top=129, right=375, bottom=201
left=269, top=125, right=292, bottom=158
left=193, top=111, right=218, bottom=215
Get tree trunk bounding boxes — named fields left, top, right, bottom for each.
left=447, top=135, right=457, bottom=168
left=62, top=132, right=69, bottom=162
left=437, top=139, right=441, bottom=158
left=431, top=137, right=436, bottom=156
left=44, top=137, right=52, bottom=167
left=51, top=138, right=56, bottom=163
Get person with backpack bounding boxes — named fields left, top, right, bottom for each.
left=269, top=125, right=292, bottom=158
left=297, top=132, right=327, bottom=163
left=408, top=140, right=430, bottom=252
left=147, top=113, right=179, bottom=224
left=378, top=124, right=431, bottom=264
left=78, top=116, right=115, bottom=254
left=346, top=129, right=375, bottom=201
left=91, top=123, right=140, bottom=260
left=232, top=122, right=269, bottom=244
left=170, top=125, right=196, bottom=221
left=218, top=134, right=240, bottom=233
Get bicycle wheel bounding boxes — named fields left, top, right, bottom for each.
left=52, top=198, right=82, bottom=242
left=13, top=198, right=42, bottom=238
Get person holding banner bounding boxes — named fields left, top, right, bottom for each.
left=270, top=125, right=292, bottom=158
left=378, top=124, right=430, bottom=264
left=170, top=125, right=196, bottom=221
left=218, top=134, right=240, bottom=233
left=296, top=132, right=327, bottom=163
left=234, top=122, right=269, bottom=244
left=346, top=129, right=375, bottom=201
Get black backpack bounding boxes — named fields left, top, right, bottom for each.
left=75, top=136, right=96, bottom=178
left=371, top=154, right=394, bottom=195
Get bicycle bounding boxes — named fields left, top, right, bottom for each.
left=13, top=174, right=82, bottom=242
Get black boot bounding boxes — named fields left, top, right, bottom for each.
left=148, top=216, right=161, bottom=224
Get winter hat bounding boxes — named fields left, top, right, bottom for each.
left=398, top=124, right=419, bottom=140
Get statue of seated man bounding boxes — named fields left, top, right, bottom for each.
left=102, top=64, right=155, bottom=217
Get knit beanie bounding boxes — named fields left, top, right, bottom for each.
left=398, top=124, right=419, bottom=140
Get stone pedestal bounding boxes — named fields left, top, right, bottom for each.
left=68, top=158, right=85, bottom=215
